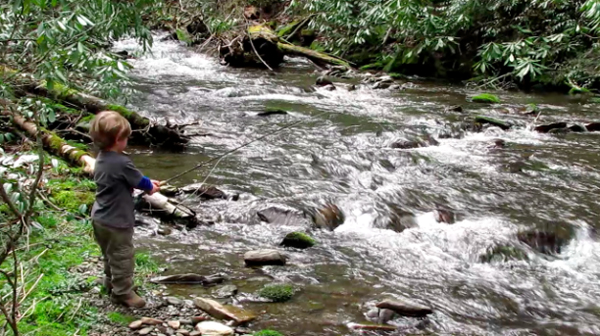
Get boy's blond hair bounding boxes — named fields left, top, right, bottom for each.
left=89, top=111, right=132, bottom=150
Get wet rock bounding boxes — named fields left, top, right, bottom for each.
left=387, top=214, right=417, bottom=233
left=309, top=203, right=345, bottom=231
left=347, top=323, right=397, bottom=331
left=157, top=226, right=173, bottom=236
left=586, top=122, right=600, bottom=132
left=316, top=76, right=333, bottom=86
left=213, top=285, right=238, bottom=299
left=372, top=81, right=391, bottom=90
left=490, top=139, right=506, bottom=148
left=378, top=308, right=398, bottom=324
left=150, top=273, right=225, bottom=286
left=280, top=231, right=316, bottom=249
left=168, top=321, right=181, bottom=329
left=159, top=184, right=179, bottom=197
left=534, top=122, right=568, bottom=133
left=141, top=317, right=164, bottom=325
left=257, top=206, right=307, bottom=226
left=474, top=116, right=511, bottom=131
left=377, top=75, right=394, bottom=83
left=479, top=245, right=527, bottom=263
left=191, top=316, right=209, bottom=325
left=568, top=124, right=588, bottom=132
left=195, top=321, right=234, bottom=335
left=138, top=327, right=154, bottom=335
left=391, top=140, right=423, bottom=149
left=244, top=249, right=287, bottom=266
left=323, top=84, right=336, bottom=91
left=129, top=320, right=143, bottom=330
left=548, top=127, right=570, bottom=134
left=347, top=84, right=357, bottom=91
left=434, top=209, right=456, bottom=224
left=445, top=105, right=463, bottom=113
left=177, top=329, right=190, bottom=336
left=194, top=298, right=256, bottom=324
left=517, top=225, right=574, bottom=255
left=376, top=299, right=433, bottom=317
left=258, top=108, right=288, bottom=117
left=166, top=296, right=182, bottom=306
left=189, top=331, right=202, bottom=336
left=180, top=184, right=227, bottom=200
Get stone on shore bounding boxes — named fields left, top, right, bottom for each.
left=129, top=320, right=143, bottom=330
left=138, top=326, right=154, bottom=335
left=376, top=299, right=433, bottom=317
left=195, top=321, right=234, bottom=336
left=193, top=297, right=256, bottom=324
left=168, top=320, right=181, bottom=329
left=244, top=249, right=287, bottom=266
left=213, top=284, right=239, bottom=299
left=141, top=317, right=164, bottom=325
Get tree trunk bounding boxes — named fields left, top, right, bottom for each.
left=6, top=108, right=198, bottom=226
left=1, top=66, right=189, bottom=150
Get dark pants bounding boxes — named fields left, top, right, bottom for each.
left=92, top=221, right=135, bottom=297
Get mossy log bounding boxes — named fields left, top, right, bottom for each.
left=7, top=108, right=197, bottom=225
left=1, top=66, right=189, bottom=149
left=221, top=25, right=350, bottom=70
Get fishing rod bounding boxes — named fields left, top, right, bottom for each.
left=161, top=110, right=331, bottom=185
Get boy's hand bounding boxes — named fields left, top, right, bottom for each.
left=151, top=180, right=161, bottom=187
left=148, top=183, right=160, bottom=195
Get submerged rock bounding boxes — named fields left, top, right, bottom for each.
left=391, top=134, right=439, bottom=149
left=479, top=245, right=528, bottom=263
left=434, top=209, right=456, bottom=224
left=323, top=84, right=336, bottom=91
left=316, top=76, right=333, bottom=86
left=194, top=298, right=256, bottom=324
left=378, top=308, right=398, bottom=324
left=586, top=122, right=600, bottom=132
left=474, top=116, right=511, bottom=130
left=568, top=124, right=588, bottom=132
left=244, top=249, right=287, bottom=266
left=445, top=105, right=463, bottom=113
left=372, top=81, right=391, bottom=90
left=309, top=203, right=345, bottom=231
left=195, top=321, right=234, bottom=336
left=517, top=225, right=574, bottom=255
left=150, top=273, right=225, bottom=285
left=257, top=206, right=307, bottom=226
left=376, top=299, right=433, bottom=317
left=258, top=108, right=288, bottom=117
left=534, top=122, right=568, bottom=133
left=280, top=231, right=316, bottom=249
left=213, top=285, right=239, bottom=299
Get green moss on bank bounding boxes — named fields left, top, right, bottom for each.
left=470, top=93, right=501, bottom=104
left=255, top=330, right=285, bottom=336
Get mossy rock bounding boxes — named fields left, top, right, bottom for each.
left=258, top=284, right=295, bottom=302
left=470, top=93, right=501, bottom=104
left=280, top=232, right=316, bottom=249
left=254, top=330, right=284, bottom=336
left=479, top=245, right=527, bottom=263
left=474, top=116, right=511, bottom=130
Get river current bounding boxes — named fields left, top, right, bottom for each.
left=112, top=34, right=600, bottom=335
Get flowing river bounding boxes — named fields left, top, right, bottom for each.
left=112, top=34, right=600, bottom=335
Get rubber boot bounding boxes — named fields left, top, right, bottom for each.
left=111, top=291, right=146, bottom=308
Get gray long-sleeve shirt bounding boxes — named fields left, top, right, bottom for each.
left=91, top=151, right=144, bottom=228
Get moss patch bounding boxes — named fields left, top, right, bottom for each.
left=255, top=330, right=285, bottom=336
left=479, top=245, right=528, bottom=263
left=258, top=284, right=295, bottom=302
left=105, top=104, right=149, bottom=127
left=471, top=93, right=501, bottom=104
left=107, top=312, right=137, bottom=326
left=280, top=232, right=316, bottom=249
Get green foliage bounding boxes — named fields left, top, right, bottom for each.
left=255, top=330, right=285, bottom=336
left=471, top=94, right=501, bottom=104
left=258, top=284, right=295, bottom=302
left=176, top=29, right=192, bottom=44
left=0, top=0, right=155, bottom=100
left=294, top=0, right=600, bottom=89
left=107, top=312, right=137, bottom=326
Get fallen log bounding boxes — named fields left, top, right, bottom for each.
left=6, top=107, right=198, bottom=226
left=220, top=25, right=351, bottom=70
left=1, top=66, right=189, bottom=149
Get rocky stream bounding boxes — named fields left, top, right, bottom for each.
left=103, top=33, right=600, bottom=336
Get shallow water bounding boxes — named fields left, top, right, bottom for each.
left=113, top=34, right=600, bottom=335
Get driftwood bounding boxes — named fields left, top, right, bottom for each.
left=6, top=107, right=198, bottom=226
left=220, top=25, right=351, bottom=70
left=1, top=66, right=189, bottom=149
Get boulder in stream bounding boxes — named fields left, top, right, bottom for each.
left=376, top=299, right=433, bottom=317
left=280, top=231, right=317, bottom=249
left=316, top=76, right=333, bottom=86
left=212, top=285, right=239, bottom=299
left=586, top=122, right=600, bottom=132
left=257, top=206, right=307, bottom=226
left=445, top=105, right=463, bottom=113
left=258, top=108, right=288, bottom=117
left=150, top=273, right=225, bottom=286
left=474, top=116, right=511, bottom=131
left=517, top=225, right=574, bottom=255
left=309, top=203, right=345, bottom=231
left=244, top=249, right=287, bottom=266
left=194, top=297, right=256, bottom=325
left=479, top=245, right=528, bottom=263
left=534, top=122, right=568, bottom=133
left=434, top=209, right=456, bottom=224
left=391, top=134, right=439, bottom=149
left=568, top=124, right=588, bottom=133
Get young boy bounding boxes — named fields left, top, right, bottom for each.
left=89, top=111, right=160, bottom=308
